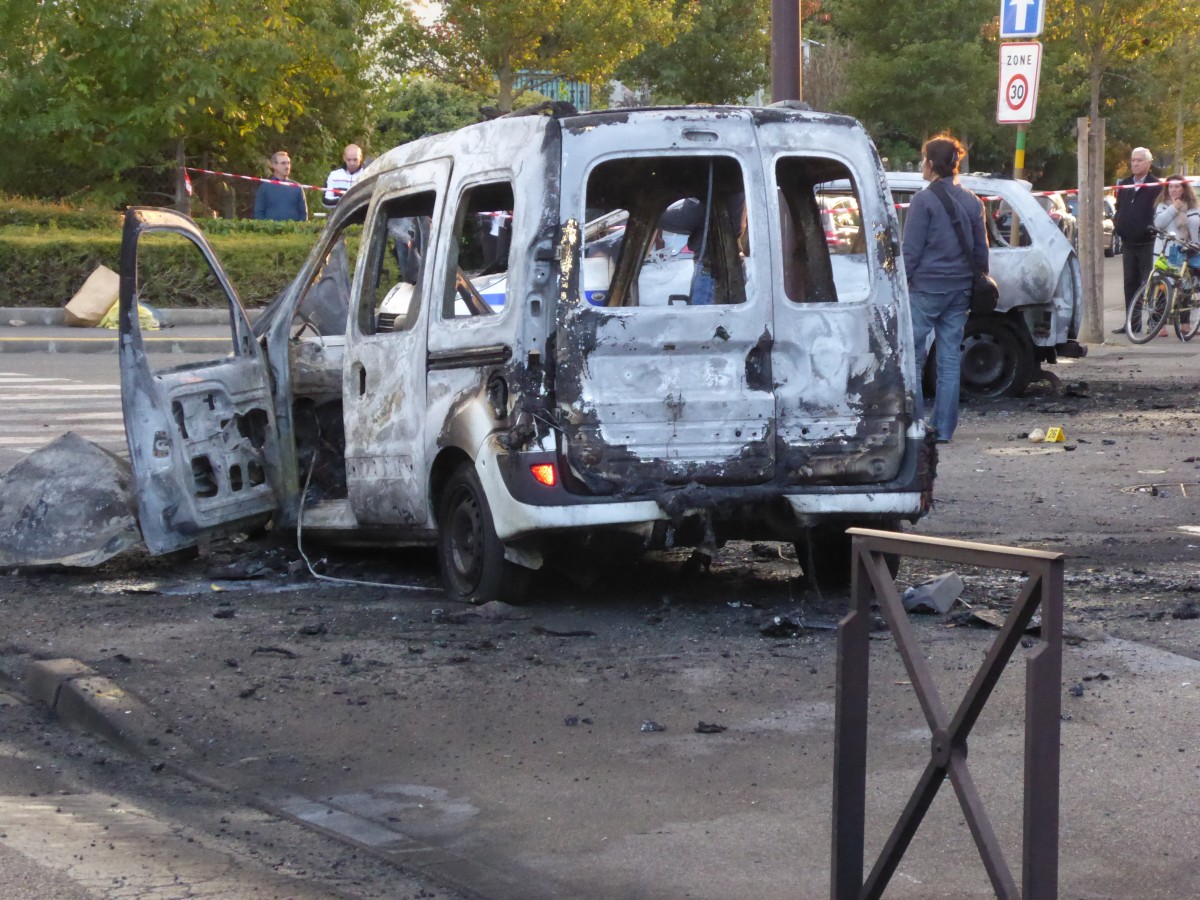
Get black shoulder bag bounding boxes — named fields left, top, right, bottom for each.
left=928, top=180, right=998, bottom=315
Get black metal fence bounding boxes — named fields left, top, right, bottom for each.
left=832, top=528, right=1063, bottom=900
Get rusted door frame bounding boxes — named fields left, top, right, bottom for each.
left=831, top=528, right=1063, bottom=900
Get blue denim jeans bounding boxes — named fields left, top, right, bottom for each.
left=909, top=288, right=971, bottom=442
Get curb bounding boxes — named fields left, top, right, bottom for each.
left=25, top=658, right=194, bottom=761
left=21, top=658, right=520, bottom=899
left=1, top=307, right=257, bottom=327
left=0, top=336, right=232, bottom=354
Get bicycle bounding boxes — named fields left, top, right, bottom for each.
left=1126, top=227, right=1200, bottom=343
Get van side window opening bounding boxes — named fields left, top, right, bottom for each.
left=780, top=158, right=869, bottom=303
left=359, top=191, right=435, bottom=335
left=293, top=206, right=367, bottom=337
left=443, top=181, right=515, bottom=319
left=583, top=155, right=748, bottom=307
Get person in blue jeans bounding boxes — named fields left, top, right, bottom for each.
left=902, top=134, right=989, bottom=443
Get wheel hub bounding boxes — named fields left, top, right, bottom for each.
left=961, top=334, right=1006, bottom=385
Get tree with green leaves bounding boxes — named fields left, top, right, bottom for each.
left=822, top=0, right=999, bottom=165
left=376, top=79, right=490, bottom=148
left=387, top=0, right=682, bottom=112
left=615, top=0, right=768, bottom=105
left=1045, top=0, right=1175, bottom=130
left=0, top=0, right=394, bottom=205
left=375, top=76, right=554, bottom=147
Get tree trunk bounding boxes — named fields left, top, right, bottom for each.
left=174, top=138, right=188, bottom=213
left=1175, top=91, right=1185, bottom=174
left=497, top=57, right=514, bottom=113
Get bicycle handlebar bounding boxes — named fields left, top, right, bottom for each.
left=1149, top=226, right=1200, bottom=255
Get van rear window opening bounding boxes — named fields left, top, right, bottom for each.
left=582, top=154, right=871, bottom=308
left=583, top=155, right=748, bottom=308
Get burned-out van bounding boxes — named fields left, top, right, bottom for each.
left=119, top=105, right=935, bottom=602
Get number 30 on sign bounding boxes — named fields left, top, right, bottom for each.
left=997, top=41, right=1042, bottom=124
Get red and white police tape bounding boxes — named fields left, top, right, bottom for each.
left=184, top=164, right=1168, bottom=209
left=184, top=166, right=342, bottom=197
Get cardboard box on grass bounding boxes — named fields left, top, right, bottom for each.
left=64, top=266, right=119, bottom=327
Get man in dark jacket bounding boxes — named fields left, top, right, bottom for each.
left=1113, top=147, right=1159, bottom=333
left=253, top=151, right=308, bottom=222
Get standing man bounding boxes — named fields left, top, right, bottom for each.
left=253, top=151, right=308, bottom=221
left=1112, top=147, right=1159, bottom=333
left=323, top=143, right=365, bottom=208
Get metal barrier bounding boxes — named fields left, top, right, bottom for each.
left=831, top=528, right=1064, bottom=900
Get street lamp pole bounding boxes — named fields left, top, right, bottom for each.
left=771, top=0, right=802, bottom=102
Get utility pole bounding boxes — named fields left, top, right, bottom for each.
left=1077, top=116, right=1105, bottom=344
left=771, top=0, right=802, bottom=102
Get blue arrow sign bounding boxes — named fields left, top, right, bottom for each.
left=999, top=0, right=1045, bottom=38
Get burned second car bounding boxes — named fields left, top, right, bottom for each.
left=820, top=172, right=1085, bottom=399
left=119, top=104, right=935, bottom=602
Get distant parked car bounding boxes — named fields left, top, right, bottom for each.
left=1103, top=195, right=1121, bottom=256
left=818, top=195, right=862, bottom=251
left=1037, top=192, right=1078, bottom=246
left=1065, top=193, right=1119, bottom=256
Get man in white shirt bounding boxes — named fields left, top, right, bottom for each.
left=323, top=144, right=365, bottom=208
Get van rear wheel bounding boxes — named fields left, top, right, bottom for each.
left=795, top=522, right=900, bottom=593
left=437, top=463, right=523, bottom=604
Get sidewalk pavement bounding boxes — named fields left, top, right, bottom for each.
left=0, top=307, right=248, bottom=354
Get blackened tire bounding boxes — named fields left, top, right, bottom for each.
left=437, top=463, right=524, bottom=604
left=958, top=315, right=1035, bottom=400
left=795, top=522, right=900, bottom=593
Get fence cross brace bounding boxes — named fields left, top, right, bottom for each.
left=831, top=529, right=1063, bottom=899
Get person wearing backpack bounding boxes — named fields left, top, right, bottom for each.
left=901, top=133, right=990, bottom=443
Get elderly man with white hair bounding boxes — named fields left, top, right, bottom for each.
left=1112, top=146, right=1160, bottom=334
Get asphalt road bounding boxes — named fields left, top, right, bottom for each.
left=4, top=255, right=1200, bottom=897
left=0, top=352, right=211, bottom=472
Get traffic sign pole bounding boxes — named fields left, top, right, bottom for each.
left=1009, top=124, right=1027, bottom=245
left=1014, top=124, right=1027, bottom=178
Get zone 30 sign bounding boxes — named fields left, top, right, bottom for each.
left=997, top=41, right=1042, bottom=124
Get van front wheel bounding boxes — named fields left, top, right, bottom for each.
left=438, top=464, right=510, bottom=604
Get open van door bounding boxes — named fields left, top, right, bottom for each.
left=118, top=208, right=283, bottom=553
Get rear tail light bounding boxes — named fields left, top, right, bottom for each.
left=530, top=463, right=557, bottom=487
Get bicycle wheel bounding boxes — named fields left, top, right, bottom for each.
left=1175, top=285, right=1200, bottom=341
left=1127, top=276, right=1171, bottom=344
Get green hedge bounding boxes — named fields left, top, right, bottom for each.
left=0, top=227, right=319, bottom=309
left=0, top=194, right=325, bottom=235
left=198, top=217, right=325, bottom=236
left=0, top=196, right=123, bottom=230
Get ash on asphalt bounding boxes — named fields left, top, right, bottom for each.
left=5, top=363, right=1200, bottom=897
